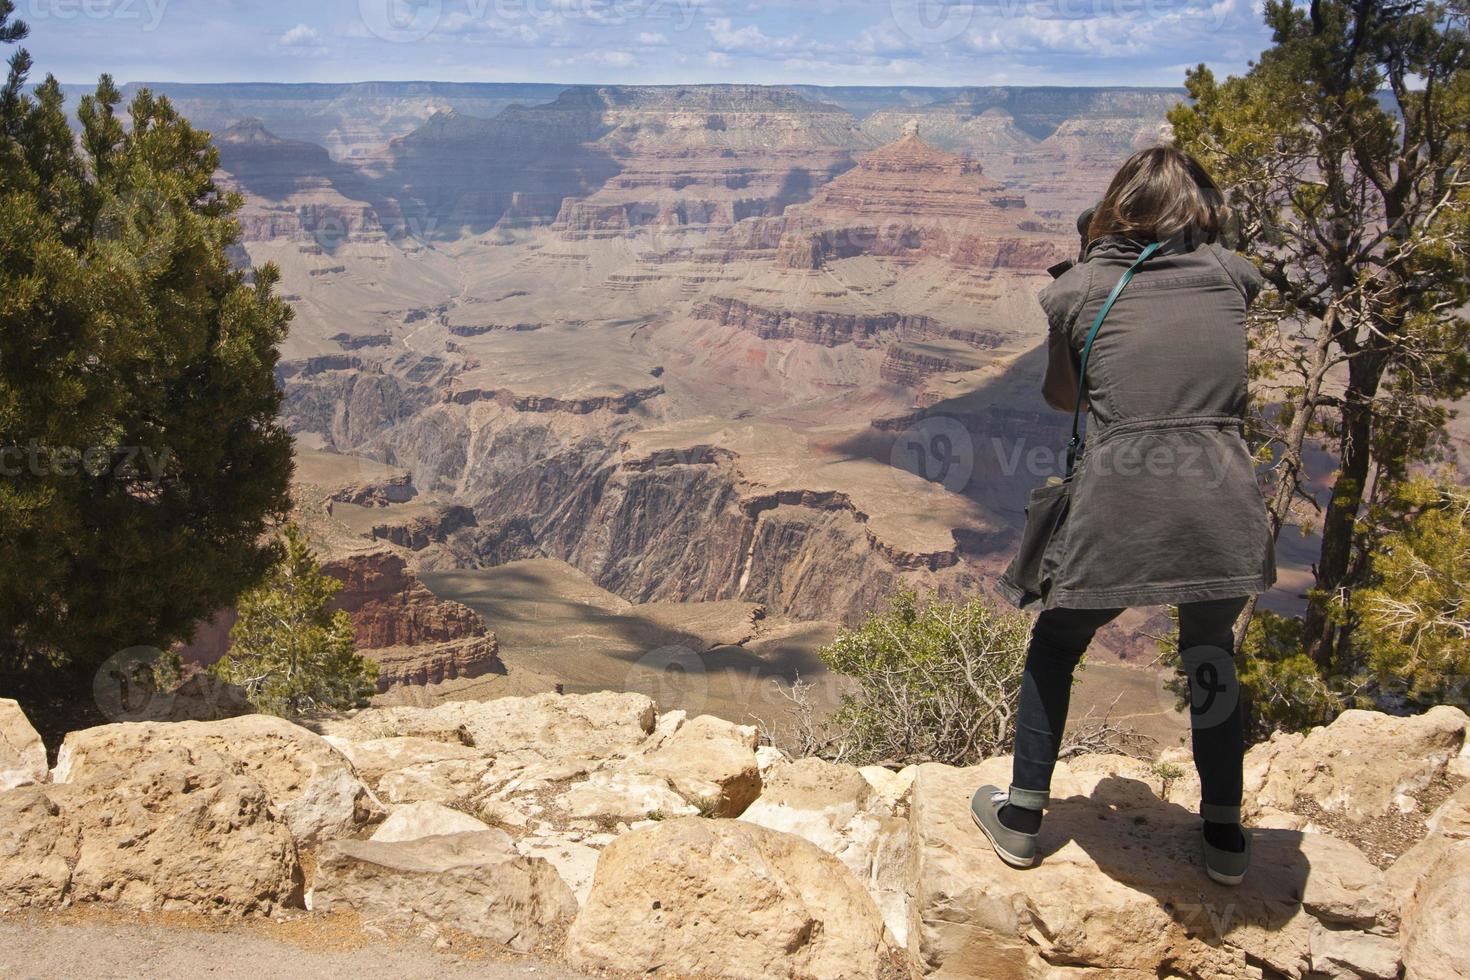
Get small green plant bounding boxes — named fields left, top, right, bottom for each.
left=211, top=523, right=377, bottom=717
left=1149, top=761, right=1186, bottom=800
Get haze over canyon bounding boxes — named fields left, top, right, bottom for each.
left=84, top=80, right=1333, bottom=728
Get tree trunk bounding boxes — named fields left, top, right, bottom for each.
left=1301, top=350, right=1384, bottom=670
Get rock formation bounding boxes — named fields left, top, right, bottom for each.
left=713, top=132, right=1062, bottom=273
left=566, top=817, right=893, bottom=978
left=2, top=696, right=1467, bottom=975
left=861, top=88, right=1185, bottom=218
left=311, top=831, right=576, bottom=951
left=0, top=698, right=46, bottom=791
left=322, top=550, right=502, bottom=691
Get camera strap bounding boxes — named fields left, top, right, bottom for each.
left=1065, top=240, right=1161, bottom=478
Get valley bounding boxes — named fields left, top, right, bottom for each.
left=153, top=80, right=1295, bottom=743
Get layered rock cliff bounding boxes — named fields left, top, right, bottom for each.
left=322, top=550, right=502, bottom=691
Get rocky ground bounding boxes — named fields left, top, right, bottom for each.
left=3, top=692, right=1467, bottom=978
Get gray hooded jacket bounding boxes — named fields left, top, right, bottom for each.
left=1008, top=236, right=1277, bottom=609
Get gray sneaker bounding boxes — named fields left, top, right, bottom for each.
left=970, top=785, right=1038, bottom=868
left=1202, top=826, right=1251, bottom=886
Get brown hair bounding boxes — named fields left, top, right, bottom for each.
left=1087, top=147, right=1227, bottom=245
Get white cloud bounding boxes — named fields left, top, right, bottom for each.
left=705, top=50, right=733, bottom=67
left=707, top=16, right=801, bottom=53
left=636, top=32, right=669, bottom=45
left=279, top=24, right=321, bottom=48
left=553, top=49, right=638, bottom=68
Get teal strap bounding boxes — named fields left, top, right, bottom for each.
left=1065, top=241, right=1161, bottom=476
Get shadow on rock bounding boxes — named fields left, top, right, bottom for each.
left=1051, top=775, right=1311, bottom=945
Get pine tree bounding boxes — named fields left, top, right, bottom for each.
left=212, top=524, right=378, bottom=717
left=1170, top=0, right=1470, bottom=673
left=0, top=4, right=294, bottom=689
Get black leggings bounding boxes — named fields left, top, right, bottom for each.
left=1007, top=597, right=1248, bottom=824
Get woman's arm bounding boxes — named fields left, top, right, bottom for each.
left=1037, top=264, right=1090, bottom=413
left=1042, top=329, right=1082, bottom=412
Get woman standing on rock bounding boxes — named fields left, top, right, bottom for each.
left=975, top=147, right=1275, bottom=886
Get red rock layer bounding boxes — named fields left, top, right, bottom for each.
left=322, top=551, right=502, bottom=692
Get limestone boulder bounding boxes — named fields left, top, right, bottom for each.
left=0, top=787, right=78, bottom=910
left=756, top=744, right=790, bottom=776
left=448, top=691, right=657, bottom=755
left=566, top=817, right=892, bottom=979
left=861, top=764, right=918, bottom=810
left=311, top=831, right=576, bottom=951
left=334, top=691, right=656, bottom=758
left=741, top=757, right=910, bottom=944
left=0, top=698, right=46, bottom=791
left=514, top=833, right=607, bottom=907
left=624, top=713, right=761, bottom=816
left=371, top=800, right=492, bottom=842
left=1308, top=920, right=1402, bottom=980
left=0, top=744, right=303, bottom=916
left=560, top=769, right=697, bottom=823
left=1396, top=838, right=1470, bottom=980
left=1387, top=780, right=1470, bottom=979
left=280, top=767, right=387, bottom=845
left=66, top=746, right=305, bottom=914
left=907, top=757, right=1399, bottom=979
left=316, top=705, right=471, bottom=744
left=375, top=757, right=494, bottom=805
left=1244, top=706, right=1469, bottom=822
left=322, top=735, right=482, bottom=789
left=1386, top=779, right=1470, bottom=904
left=2, top=745, right=303, bottom=916
left=54, top=715, right=381, bottom=845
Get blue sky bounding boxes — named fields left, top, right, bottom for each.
left=19, top=0, right=1272, bottom=88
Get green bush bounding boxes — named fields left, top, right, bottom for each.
left=817, top=589, right=1032, bottom=766
left=1350, top=480, right=1470, bottom=707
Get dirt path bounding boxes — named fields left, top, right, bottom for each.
left=0, top=914, right=591, bottom=980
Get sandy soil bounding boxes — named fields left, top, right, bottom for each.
left=0, top=911, right=593, bottom=980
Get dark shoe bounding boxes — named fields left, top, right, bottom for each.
left=1202, top=825, right=1251, bottom=886
left=970, top=785, right=1038, bottom=868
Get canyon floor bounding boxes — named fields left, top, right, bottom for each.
left=416, top=558, right=1189, bottom=748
